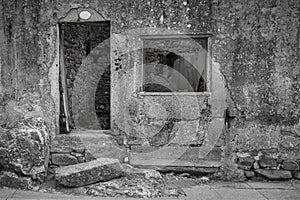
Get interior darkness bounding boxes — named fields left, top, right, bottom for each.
left=143, top=38, right=207, bottom=92
left=59, top=22, right=110, bottom=133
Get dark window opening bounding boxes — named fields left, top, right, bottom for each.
left=142, top=36, right=208, bottom=92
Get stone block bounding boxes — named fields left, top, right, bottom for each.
left=169, top=120, right=205, bottom=146
left=75, top=132, right=129, bottom=162
left=258, top=155, right=277, bottom=168
left=244, top=170, right=255, bottom=178
left=55, top=158, right=124, bottom=187
left=70, top=152, right=85, bottom=157
left=294, top=171, right=300, bottom=180
left=276, top=157, right=284, bottom=164
left=122, top=164, right=162, bottom=179
left=0, top=118, right=49, bottom=176
left=237, top=156, right=254, bottom=170
left=143, top=95, right=209, bottom=121
left=0, top=171, right=33, bottom=189
left=85, top=151, right=96, bottom=162
left=281, top=160, right=299, bottom=171
left=52, top=153, right=78, bottom=166
left=159, top=166, right=220, bottom=174
left=249, top=150, right=259, bottom=157
left=253, top=162, right=260, bottom=169
left=50, top=134, right=85, bottom=153
left=236, top=152, right=251, bottom=158
left=31, top=166, right=47, bottom=182
left=130, top=146, right=222, bottom=166
left=78, top=156, right=85, bottom=163
left=255, top=169, right=292, bottom=180
left=180, top=146, right=223, bottom=162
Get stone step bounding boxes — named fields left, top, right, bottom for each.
left=129, top=146, right=221, bottom=174
left=71, top=131, right=128, bottom=162
left=130, top=146, right=222, bottom=163
left=254, top=169, right=292, bottom=180
left=55, top=158, right=124, bottom=187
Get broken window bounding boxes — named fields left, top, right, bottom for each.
left=142, top=35, right=209, bottom=92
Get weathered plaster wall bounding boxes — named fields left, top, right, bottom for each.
left=0, top=0, right=58, bottom=134
left=213, top=0, right=300, bottom=126
left=0, top=0, right=299, bottom=180
left=212, top=0, right=300, bottom=179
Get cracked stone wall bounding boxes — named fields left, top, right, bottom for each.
left=0, top=0, right=299, bottom=180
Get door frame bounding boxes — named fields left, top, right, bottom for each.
left=56, top=8, right=110, bottom=134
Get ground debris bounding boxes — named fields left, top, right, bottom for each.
left=85, top=171, right=185, bottom=198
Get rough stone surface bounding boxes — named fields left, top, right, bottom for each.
left=50, top=135, right=85, bottom=153
left=244, top=170, right=255, bottom=178
left=129, top=146, right=222, bottom=168
left=255, top=169, right=292, bottom=180
left=122, top=164, right=162, bottom=179
left=158, top=166, right=220, bottom=174
left=253, top=162, right=260, bottom=170
left=0, top=0, right=300, bottom=182
left=281, top=160, right=299, bottom=171
left=0, top=171, right=33, bottom=189
left=294, top=171, right=300, bottom=180
left=55, top=158, right=124, bottom=187
left=258, top=155, right=277, bottom=168
left=49, top=169, right=184, bottom=198
left=82, top=168, right=185, bottom=198
left=49, top=132, right=129, bottom=169
left=237, top=156, right=255, bottom=170
left=51, top=153, right=78, bottom=166
left=78, top=132, right=129, bottom=162
left=85, top=175, right=177, bottom=198
left=30, top=166, right=47, bottom=182
left=0, top=118, right=49, bottom=176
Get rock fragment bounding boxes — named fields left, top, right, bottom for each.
left=55, top=158, right=124, bottom=187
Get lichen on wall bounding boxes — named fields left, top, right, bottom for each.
left=211, top=0, right=300, bottom=179
left=0, top=0, right=57, bottom=133
left=213, top=0, right=300, bottom=126
left=0, top=0, right=300, bottom=181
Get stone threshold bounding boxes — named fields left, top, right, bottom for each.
left=69, top=129, right=112, bottom=137
left=129, top=151, right=221, bottom=174
left=130, top=156, right=221, bottom=167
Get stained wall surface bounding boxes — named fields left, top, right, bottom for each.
left=0, top=0, right=299, bottom=174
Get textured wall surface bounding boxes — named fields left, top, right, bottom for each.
left=0, top=0, right=299, bottom=180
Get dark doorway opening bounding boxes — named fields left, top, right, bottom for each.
left=59, top=21, right=111, bottom=133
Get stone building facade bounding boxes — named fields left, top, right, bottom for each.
left=0, top=0, right=300, bottom=189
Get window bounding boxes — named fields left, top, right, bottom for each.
left=142, top=34, right=210, bottom=93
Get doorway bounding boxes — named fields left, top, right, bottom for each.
left=59, top=21, right=111, bottom=133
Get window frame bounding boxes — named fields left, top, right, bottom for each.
left=140, top=34, right=212, bottom=95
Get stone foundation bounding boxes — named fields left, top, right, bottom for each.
left=49, top=134, right=91, bottom=168
left=236, top=149, right=300, bottom=180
